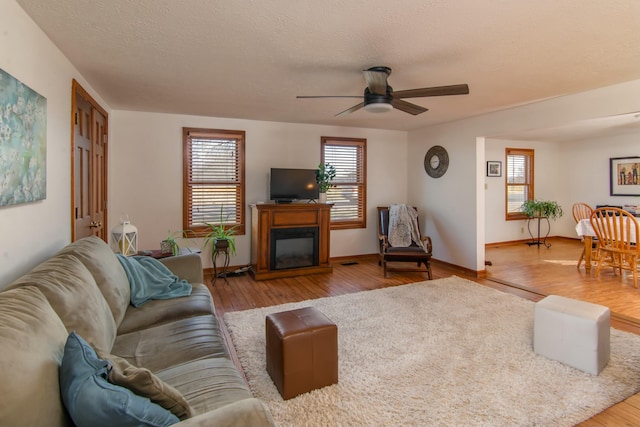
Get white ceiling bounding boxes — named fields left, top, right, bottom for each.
left=15, top=0, right=640, bottom=132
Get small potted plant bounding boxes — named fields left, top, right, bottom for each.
left=161, top=229, right=197, bottom=256
left=520, top=199, right=564, bottom=220
left=160, top=232, right=179, bottom=255
left=316, top=162, right=336, bottom=203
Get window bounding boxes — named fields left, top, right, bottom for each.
left=183, top=128, right=245, bottom=235
left=505, top=148, right=534, bottom=220
left=321, top=136, right=367, bottom=229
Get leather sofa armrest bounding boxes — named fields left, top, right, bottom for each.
left=159, top=254, right=204, bottom=284
left=173, top=398, right=275, bottom=427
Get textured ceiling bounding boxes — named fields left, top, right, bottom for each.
left=15, top=0, right=640, bottom=131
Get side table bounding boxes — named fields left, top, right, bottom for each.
left=212, top=245, right=230, bottom=285
left=137, top=248, right=200, bottom=259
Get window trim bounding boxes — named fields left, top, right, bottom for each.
left=321, top=136, right=367, bottom=230
left=182, top=127, right=246, bottom=236
left=505, top=147, right=534, bottom=221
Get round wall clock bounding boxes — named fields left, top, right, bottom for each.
left=424, top=145, right=449, bottom=178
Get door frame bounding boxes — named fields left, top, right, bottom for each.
left=71, top=79, right=109, bottom=242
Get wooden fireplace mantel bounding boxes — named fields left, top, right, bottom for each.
left=249, top=203, right=333, bottom=280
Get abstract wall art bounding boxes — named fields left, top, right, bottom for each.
left=0, top=68, right=47, bottom=207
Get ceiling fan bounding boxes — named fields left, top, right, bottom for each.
left=297, top=66, right=469, bottom=116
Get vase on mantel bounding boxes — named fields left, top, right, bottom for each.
left=319, top=192, right=327, bottom=203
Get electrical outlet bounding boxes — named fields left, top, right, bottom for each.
left=520, top=227, right=524, bottom=234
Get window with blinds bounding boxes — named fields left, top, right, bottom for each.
left=321, top=136, right=367, bottom=229
left=183, top=128, right=245, bottom=235
left=505, top=148, right=534, bottom=220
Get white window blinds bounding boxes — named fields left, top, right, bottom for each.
left=183, top=128, right=245, bottom=234
left=506, top=148, right=533, bottom=217
left=321, top=137, right=366, bottom=229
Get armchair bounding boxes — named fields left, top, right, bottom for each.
left=377, top=206, right=433, bottom=279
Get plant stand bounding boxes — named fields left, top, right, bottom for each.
left=526, top=216, right=551, bottom=248
left=212, top=240, right=230, bottom=285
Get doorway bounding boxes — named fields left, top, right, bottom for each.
left=71, top=80, right=108, bottom=242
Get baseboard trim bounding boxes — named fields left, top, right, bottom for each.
left=486, top=236, right=580, bottom=248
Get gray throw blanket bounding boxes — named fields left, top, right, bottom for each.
left=116, top=255, right=192, bottom=307
left=388, top=204, right=425, bottom=249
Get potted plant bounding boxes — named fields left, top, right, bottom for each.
left=203, top=207, right=237, bottom=258
left=160, top=232, right=179, bottom=255
left=316, top=162, right=336, bottom=203
left=520, top=199, right=564, bottom=220
left=161, top=229, right=197, bottom=255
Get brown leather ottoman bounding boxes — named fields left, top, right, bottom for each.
left=265, top=306, right=338, bottom=400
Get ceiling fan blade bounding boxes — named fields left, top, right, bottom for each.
left=393, top=84, right=469, bottom=99
left=391, top=99, right=428, bottom=115
left=363, top=68, right=390, bottom=95
left=336, top=102, right=364, bottom=117
left=297, top=95, right=364, bottom=99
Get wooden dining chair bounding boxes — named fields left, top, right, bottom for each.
left=572, top=202, right=595, bottom=269
left=589, top=207, right=640, bottom=288
left=377, top=206, right=432, bottom=279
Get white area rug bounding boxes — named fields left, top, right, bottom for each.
left=224, top=276, right=640, bottom=426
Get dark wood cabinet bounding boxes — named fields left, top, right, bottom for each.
left=250, top=203, right=333, bottom=280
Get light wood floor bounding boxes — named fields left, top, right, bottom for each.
left=205, top=237, right=640, bottom=427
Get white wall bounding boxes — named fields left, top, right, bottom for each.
left=559, top=131, right=640, bottom=211
left=0, top=0, right=109, bottom=289
left=110, top=111, right=408, bottom=268
left=408, top=79, right=640, bottom=273
left=484, top=138, right=562, bottom=244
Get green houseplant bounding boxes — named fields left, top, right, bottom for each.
left=203, top=207, right=237, bottom=258
left=316, top=162, right=336, bottom=193
left=161, top=229, right=197, bottom=255
left=520, top=199, right=564, bottom=220
left=316, top=162, right=336, bottom=203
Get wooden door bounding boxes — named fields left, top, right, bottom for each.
left=72, top=80, right=108, bottom=241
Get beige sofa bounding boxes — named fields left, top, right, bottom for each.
left=0, top=236, right=275, bottom=427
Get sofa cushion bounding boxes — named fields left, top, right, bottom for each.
left=97, top=351, right=193, bottom=420
left=58, top=236, right=131, bottom=327
left=170, top=399, right=275, bottom=427
left=0, top=286, right=71, bottom=427
left=9, top=253, right=117, bottom=353
left=111, top=315, right=229, bottom=372
left=118, top=283, right=215, bottom=335
left=60, top=332, right=179, bottom=427
left=156, top=358, right=253, bottom=415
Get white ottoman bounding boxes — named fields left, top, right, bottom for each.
left=534, top=295, right=610, bottom=375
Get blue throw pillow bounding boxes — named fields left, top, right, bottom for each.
left=59, top=332, right=179, bottom=427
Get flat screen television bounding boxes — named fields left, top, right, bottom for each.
left=270, top=168, right=319, bottom=203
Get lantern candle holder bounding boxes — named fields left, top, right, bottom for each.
left=111, top=215, right=138, bottom=256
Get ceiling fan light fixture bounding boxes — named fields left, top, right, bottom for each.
left=297, top=65, right=468, bottom=117
left=364, top=102, right=393, bottom=113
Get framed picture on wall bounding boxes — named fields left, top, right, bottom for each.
left=486, top=161, right=502, bottom=177
left=610, top=156, right=640, bottom=196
